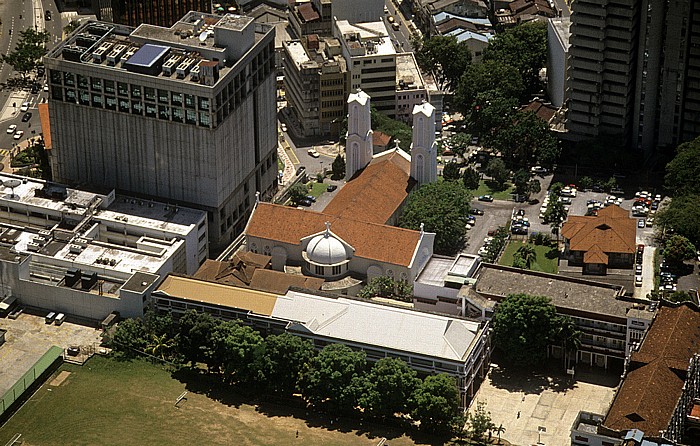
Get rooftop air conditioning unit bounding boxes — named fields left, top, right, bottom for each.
left=27, top=242, right=40, bottom=252
left=69, top=244, right=83, bottom=254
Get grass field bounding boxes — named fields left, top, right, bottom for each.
left=469, top=180, right=514, bottom=201
left=0, top=356, right=428, bottom=446
left=308, top=181, right=328, bottom=198
left=499, top=241, right=559, bottom=274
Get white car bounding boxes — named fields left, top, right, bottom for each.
left=307, top=148, right=320, bottom=158
left=13, top=130, right=24, bottom=140
left=20, top=102, right=29, bottom=112
left=478, top=246, right=489, bottom=256
left=6, top=124, right=17, bottom=134
left=43, top=83, right=49, bottom=92
left=280, top=123, right=287, bottom=132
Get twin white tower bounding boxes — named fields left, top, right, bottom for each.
left=345, top=90, right=437, bottom=185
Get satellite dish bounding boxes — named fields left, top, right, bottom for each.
left=3, top=179, right=21, bottom=199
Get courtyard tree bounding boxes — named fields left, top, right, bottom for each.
left=490, top=111, right=560, bottom=170
left=1, top=29, right=51, bottom=79
left=485, top=158, right=510, bottom=189
left=656, top=195, right=700, bottom=247
left=663, top=235, right=697, bottom=265
left=288, top=183, right=308, bottom=206
left=359, top=357, right=420, bottom=420
left=470, top=92, right=518, bottom=142
left=462, top=167, right=481, bottom=190
left=492, top=293, right=562, bottom=367
left=358, top=275, right=413, bottom=302
left=513, top=169, right=531, bottom=197
left=514, top=243, right=537, bottom=269
left=455, top=60, right=524, bottom=112
left=177, top=310, right=219, bottom=366
left=442, top=161, right=461, bottom=181
left=110, top=318, right=147, bottom=354
left=302, top=344, right=367, bottom=414
left=399, top=181, right=471, bottom=255
left=411, top=373, right=464, bottom=434
left=332, top=154, right=346, bottom=179
left=664, top=136, right=700, bottom=196
left=261, top=333, right=317, bottom=395
left=467, top=401, right=495, bottom=443
left=415, top=35, right=472, bottom=91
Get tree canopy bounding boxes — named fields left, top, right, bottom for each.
left=442, top=161, right=461, bottom=181
left=399, top=181, right=471, bottom=255
left=302, top=344, right=367, bottom=413
left=415, top=35, right=472, bottom=91
left=492, top=293, right=562, bottom=367
left=371, top=107, right=412, bottom=152
left=411, top=374, right=464, bottom=434
left=656, top=194, right=700, bottom=247
left=482, top=22, right=548, bottom=97
left=663, top=235, right=697, bottom=265
left=261, top=333, right=317, bottom=395
left=359, top=358, right=420, bottom=419
left=485, top=158, right=510, bottom=189
left=665, top=136, right=700, bottom=196
left=358, top=275, right=413, bottom=302
left=491, top=111, right=560, bottom=170
left=455, top=60, right=524, bottom=112
left=1, top=29, right=51, bottom=79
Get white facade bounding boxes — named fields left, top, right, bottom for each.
left=547, top=17, right=571, bottom=108
left=410, top=101, right=438, bottom=185
left=346, top=90, right=374, bottom=179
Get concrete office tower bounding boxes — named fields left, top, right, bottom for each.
left=410, top=101, right=437, bottom=185
left=44, top=12, right=278, bottom=252
left=97, top=0, right=212, bottom=27
left=345, top=89, right=373, bottom=180
left=633, top=0, right=700, bottom=152
left=566, top=0, right=640, bottom=145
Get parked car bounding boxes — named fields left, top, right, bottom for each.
left=30, top=83, right=39, bottom=94
left=635, top=265, right=643, bottom=275
left=45, top=10, right=52, bottom=20
left=296, top=166, right=305, bottom=176
left=280, top=123, right=287, bottom=132
left=298, top=198, right=313, bottom=207
left=638, top=219, right=646, bottom=228
left=307, top=148, right=320, bottom=158
left=13, top=130, right=24, bottom=140
left=478, top=195, right=493, bottom=202
left=21, top=112, right=32, bottom=122
left=470, top=207, right=484, bottom=215
left=635, top=276, right=643, bottom=287
left=6, top=124, right=16, bottom=134
left=326, top=184, right=337, bottom=192
left=530, top=165, right=548, bottom=175
left=20, top=102, right=29, bottom=112
left=305, top=195, right=316, bottom=203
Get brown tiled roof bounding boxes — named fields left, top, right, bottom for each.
left=322, top=150, right=415, bottom=224
left=194, top=252, right=272, bottom=287
left=523, top=100, right=556, bottom=122
left=604, top=359, right=684, bottom=433
left=246, top=202, right=421, bottom=267
left=249, top=269, right=324, bottom=294
left=632, top=305, right=700, bottom=371
left=583, top=245, right=609, bottom=265
left=372, top=131, right=392, bottom=148
left=509, top=0, right=555, bottom=16
left=561, top=205, right=636, bottom=256
left=603, top=305, right=700, bottom=434
left=38, top=103, right=51, bottom=150
left=297, top=3, right=320, bottom=22
left=436, top=18, right=479, bottom=34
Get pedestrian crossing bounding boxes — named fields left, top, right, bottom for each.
left=0, top=149, right=9, bottom=157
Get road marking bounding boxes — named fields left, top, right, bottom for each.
left=0, top=149, right=9, bottom=157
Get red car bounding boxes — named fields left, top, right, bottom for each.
left=637, top=244, right=645, bottom=253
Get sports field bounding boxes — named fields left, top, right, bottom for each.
left=0, top=356, right=426, bottom=446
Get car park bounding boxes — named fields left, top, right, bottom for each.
left=6, top=124, right=16, bottom=134
left=21, top=112, right=32, bottom=122
left=13, top=130, right=24, bottom=140
left=478, top=195, right=493, bottom=202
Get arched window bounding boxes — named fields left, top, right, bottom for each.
left=415, top=154, right=424, bottom=183
left=250, top=242, right=257, bottom=253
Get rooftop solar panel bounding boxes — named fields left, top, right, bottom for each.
left=125, top=44, right=170, bottom=68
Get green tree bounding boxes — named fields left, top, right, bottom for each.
left=455, top=60, right=524, bottom=112
left=146, top=332, right=177, bottom=361
left=110, top=318, right=147, bottom=354
left=515, top=243, right=537, bottom=268
left=177, top=310, right=219, bottom=366
left=470, top=93, right=518, bottom=141
left=663, top=235, right=697, bottom=265
left=415, top=35, right=472, bottom=91
left=543, top=192, right=568, bottom=238
left=411, top=374, right=464, bottom=434
left=450, top=132, right=472, bottom=157
left=467, top=401, right=494, bottom=443
left=144, top=310, right=176, bottom=338
left=486, top=158, right=510, bottom=189
left=513, top=169, right=531, bottom=196
left=528, top=179, right=541, bottom=195
left=493, top=423, right=506, bottom=444
left=332, top=154, right=346, bottom=179
left=261, top=333, right=317, bottom=395
left=209, top=321, right=265, bottom=381
left=665, top=136, right=700, bottom=196
left=359, top=358, right=420, bottom=420
left=512, top=256, right=527, bottom=269
left=578, top=176, right=594, bottom=191
left=1, top=29, right=51, bottom=79
left=667, top=291, right=694, bottom=303
left=288, top=183, right=308, bottom=206
left=442, top=161, right=461, bottom=181
left=302, top=344, right=367, bottom=414
left=371, top=107, right=412, bottom=152
left=492, top=293, right=561, bottom=367
left=656, top=194, right=700, bottom=247
left=552, top=315, right=581, bottom=371
left=482, top=22, right=548, bottom=97
left=491, top=111, right=560, bottom=170
left=399, top=181, right=471, bottom=255
left=603, top=176, right=618, bottom=193
left=462, top=168, right=481, bottom=190
left=358, top=275, right=413, bottom=302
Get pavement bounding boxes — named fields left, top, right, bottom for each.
left=0, top=312, right=103, bottom=396
left=470, top=362, right=618, bottom=446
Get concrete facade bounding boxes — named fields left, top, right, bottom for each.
left=44, top=13, right=278, bottom=252
left=547, top=17, right=570, bottom=108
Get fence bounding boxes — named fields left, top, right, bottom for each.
left=0, top=346, right=63, bottom=422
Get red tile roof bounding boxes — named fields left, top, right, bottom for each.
left=246, top=202, right=421, bottom=267
left=372, top=131, right=392, bottom=148
left=297, top=3, right=320, bottom=22
left=562, top=205, right=636, bottom=257
left=604, top=305, right=700, bottom=434
left=583, top=245, right=609, bottom=265
left=322, top=150, right=415, bottom=224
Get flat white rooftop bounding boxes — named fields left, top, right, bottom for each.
left=272, top=290, right=482, bottom=362
left=417, top=254, right=480, bottom=286
left=336, top=20, right=396, bottom=57
left=285, top=40, right=311, bottom=68
left=101, top=195, right=204, bottom=236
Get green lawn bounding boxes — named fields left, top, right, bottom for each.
left=0, top=356, right=425, bottom=446
left=469, top=180, right=514, bottom=201
left=308, top=181, right=328, bottom=198
left=499, top=241, right=559, bottom=274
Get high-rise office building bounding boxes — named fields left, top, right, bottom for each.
left=44, top=12, right=278, bottom=252
left=566, top=0, right=700, bottom=152
left=94, top=0, right=212, bottom=27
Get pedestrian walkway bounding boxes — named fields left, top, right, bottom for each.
left=277, top=141, right=296, bottom=186
left=0, top=91, right=28, bottom=123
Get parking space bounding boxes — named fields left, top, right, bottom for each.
left=0, top=313, right=102, bottom=395
left=470, top=362, right=618, bottom=446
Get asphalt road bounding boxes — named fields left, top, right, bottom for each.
left=385, top=0, right=414, bottom=52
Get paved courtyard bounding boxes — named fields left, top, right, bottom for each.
left=0, top=313, right=102, bottom=396
left=469, top=361, right=619, bottom=446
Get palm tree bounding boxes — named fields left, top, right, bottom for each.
left=494, top=423, right=506, bottom=444
left=147, top=333, right=175, bottom=360
left=553, top=316, right=582, bottom=371
left=516, top=243, right=537, bottom=269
